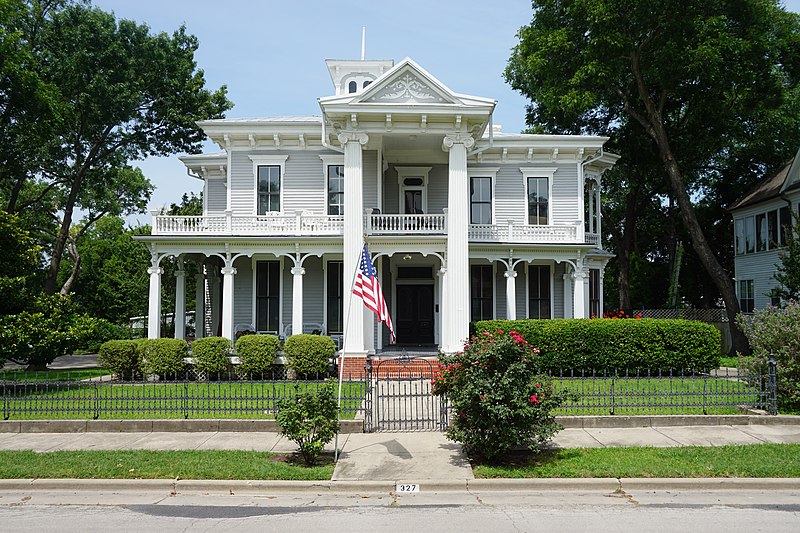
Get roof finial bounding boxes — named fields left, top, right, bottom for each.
left=361, top=27, right=366, bottom=61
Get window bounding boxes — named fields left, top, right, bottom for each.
left=738, top=279, right=754, bottom=313
left=327, top=165, right=344, bottom=215
left=256, top=261, right=280, bottom=332
left=528, top=265, right=551, bottom=319
left=756, top=213, right=767, bottom=252
left=527, top=177, right=549, bottom=225
left=363, top=80, right=371, bottom=88
left=326, top=261, right=343, bottom=335
left=348, top=80, right=357, bottom=93
left=257, top=166, right=281, bottom=215
left=470, top=265, right=493, bottom=322
left=589, top=268, right=600, bottom=318
left=397, top=167, right=431, bottom=214
left=735, top=218, right=746, bottom=255
left=735, top=207, right=793, bottom=255
left=470, top=177, right=492, bottom=224
left=779, top=206, right=791, bottom=247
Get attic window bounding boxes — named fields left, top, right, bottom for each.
left=404, top=177, right=424, bottom=186
left=363, top=81, right=371, bottom=88
left=348, top=81, right=357, bottom=93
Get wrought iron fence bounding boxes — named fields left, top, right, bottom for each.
left=0, top=368, right=367, bottom=421
left=549, top=359, right=777, bottom=416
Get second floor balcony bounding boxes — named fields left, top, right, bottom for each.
left=151, top=211, right=601, bottom=245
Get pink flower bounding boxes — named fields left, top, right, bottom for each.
left=535, top=383, right=541, bottom=389
left=497, top=329, right=504, bottom=334
left=529, top=394, right=539, bottom=404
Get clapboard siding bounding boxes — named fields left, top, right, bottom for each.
left=428, top=164, right=448, bottom=214
left=229, top=151, right=254, bottom=214
left=206, top=179, right=227, bottom=213
left=494, top=264, right=506, bottom=320
left=491, top=165, right=525, bottom=224
left=734, top=250, right=783, bottom=310
left=551, top=164, right=579, bottom=226
left=233, top=257, right=252, bottom=327
left=284, top=151, right=327, bottom=214
left=553, top=262, right=565, bottom=318
left=302, top=256, right=325, bottom=325
left=382, top=166, right=399, bottom=214
left=363, top=150, right=378, bottom=210
left=516, top=262, right=528, bottom=318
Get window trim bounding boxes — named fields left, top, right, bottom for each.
left=470, top=263, right=494, bottom=322
left=251, top=257, right=283, bottom=333
left=249, top=155, right=288, bottom=215
left=323, top=257, right=345, bottom=335
left=526, top=263, right=553, bottom=319
left=738, top=278, right=755, bottom=313
left=521, top=167, right=556, bottom=226
left=397, top=166, right=431, bottom=214
left=467, top=167, right=498, bottom=225
left=320, top=155, right=345, bottom=216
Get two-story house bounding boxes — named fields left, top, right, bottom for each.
left=139, top=56, right=618, bottom=359
left=729, top=148, right=800, bottom=311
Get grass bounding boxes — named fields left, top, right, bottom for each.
left=718, top=356, right=739, bottom=367
left=0, top=369, right=110, bottom=382
left=0, top=381, right=365, bottom=420
left=473, top=444, right=800, bottom=478
left=0, top=450, right=333, bottom=480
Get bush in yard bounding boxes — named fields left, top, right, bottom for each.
left=235, top=334, right=280, bottom=376
left=81, top=319, right=132, bottom=353
left=737, top=301, right=800, bottom=409
left=138, top=338, right=188, bottom=376
left=98, top=340, right=140, bottom=378
left=474, top=319, right=720, bottom=372
left=191, top=336, right=232, bottom=375
left=275, top=380, right=339, bottom=466
left=432, top=329, right=564, bottom=462
left=283, top=334, right=335, bottom=377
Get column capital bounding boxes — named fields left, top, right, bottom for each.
left=338, top=131, right=369, bottom=146
left=221, top=266, right=237, bottom=276
left=504, top=270, right=518, bottom=279
left=572, top=269, right=588, bottom=280
left=174, top=269, right=186, bottom=279
left=291, top=266, right=306, bottom=276
left=147, top=266, right=163, bottom=276
left=442, top=133, right=475, bottom=151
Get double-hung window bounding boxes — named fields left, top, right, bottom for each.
left=527, top=177, right=549, bottom=225
left=470, top=264, right=493, bottom=322
left=470, top=177, right=492, bottom=224
left=256, top=261, right=280, bottom=332
left=738, top=279, right=754, bottom=313
left=250, top=155, right=287, bottom=216
left=326, top=261, right=344, bottom=335
left=528, top=265, right=551, bottom=319
left=327, top=165, right=344, bottom=215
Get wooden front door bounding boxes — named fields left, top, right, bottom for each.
left=395, top=284, right=434, bottom=345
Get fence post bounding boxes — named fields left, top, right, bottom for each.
left=93, top=381, right=99, bottom=420
left=767, top=355, right=778, bottom=416
left=364, top=359, right=373, bottom=433
left=184, top=374, right=190, bottom=419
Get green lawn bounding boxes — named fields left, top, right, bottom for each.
left=474, top=444, right=800, bottom=478
left=0, top=369, right=110, bottom=382
left=1, top=381, right=365, bottom=420
left=0, top=450, right=333, bottom=480
left=718, top=356, right=739, bottom=368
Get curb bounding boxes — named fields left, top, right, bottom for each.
left=1, top=477, right=798, bottom=494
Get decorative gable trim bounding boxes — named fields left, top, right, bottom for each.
left=355, top=59, right=459, bottom=106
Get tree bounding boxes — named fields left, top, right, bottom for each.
left=2, top=2, right=232, bottom=295
left=0, top=210, right=40, bottom=314
left=506, top=0, right=800, bottom=352
left=772, top=213, right=800, bottom=302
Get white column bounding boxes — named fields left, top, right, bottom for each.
left=563, top=272, right=573, bottom=319
left=221, top=260, right=237, bottom=341
left=588, top=183, right=595, bottom=234
left=573, top=267, right=587, bottom=319
left=504, top=266, right=517, bottom=320
left=147, top=265, right=162, bottom=339
left=599, top=269, right=605, bottom=317
left=291, top=265, right=305, bottom=338
left=339, top=131, right=368, bottom=356
left=437, top=266, right=446, bottom=346
left=442, top=133, right=474, bottom=353
left=209, top=267, right=220, bottom=337
left=595, top=181, right=602, bottom=245
left=174, top=264, right=186, bottom=340
left=195, top=271, right=205, bottom=339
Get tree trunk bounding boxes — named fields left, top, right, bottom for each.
left=44, top=172, right=82, bottom=295
left=5, top=174, right=25, bottom=214
left=60, top=236, right=81, bottom=295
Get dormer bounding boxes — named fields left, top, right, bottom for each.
left=325, top=59, right=395, bottom=95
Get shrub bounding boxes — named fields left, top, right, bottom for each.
left=235, top=334, right=280, bottom=376
left=737, top=301, right=800, bottom=409
left=98, top=340, right=140, bottom=378
left=276, top=380, right=339, bottom=466
left=190, top=336, right=231, bottom=375
left=283, top=334, right=336, bottom=377
left=474, top=319, right=721, bottom=372
left=81, top=319, right=132, bottom=353
left=139, top=338, right=188, bottom=376
left=432, top=329, right=563, bottom=462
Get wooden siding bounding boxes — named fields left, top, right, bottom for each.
left=233, top=257, right=252, bottom=327
left=494, top=264, right=506, bottom=320
left=206, top=179, right=227, bottom=213
left=283, top=151, right=327, bottom=214
left=428, top=164, right=448, bottom=215
left=551, top=164, right=579, bottom=226
left=734, top=250, right=783, bottom=310
left=553, top=262, right=565, bottom=318
left=363, top=150, right=378, bottom=210
left=491, top=165, right=524, bottom=224
left=229, top=151, right=254, bottom=214
left=302, top=256, right=325, bottom=325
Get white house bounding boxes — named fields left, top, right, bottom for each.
left=138, top=56, right=618, bottom=359
left=730, top=148, right=800, bottom=311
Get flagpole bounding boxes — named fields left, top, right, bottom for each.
left=335, top=236, right=366, bottom=462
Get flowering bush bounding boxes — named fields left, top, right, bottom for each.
left=737, top=300, right=800, bottom=409
left=432, top=330, right=563, bottom=462
left=602, top=309, right=643, bottom=319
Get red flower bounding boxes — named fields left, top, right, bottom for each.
left=535, top=383, right=541, bottom=389
left=529, top=394, right=539, bottom=404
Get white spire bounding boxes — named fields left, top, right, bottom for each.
left=361, top=27, right=366, bottom=61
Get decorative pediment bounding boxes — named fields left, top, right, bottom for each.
left=357, top=60, right=459, bottom=105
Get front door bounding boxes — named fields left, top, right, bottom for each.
left=395, top=284, right=434, bottom=345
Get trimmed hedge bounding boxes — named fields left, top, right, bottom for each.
left=473, top=319, right=721, bottom=372
left=139, top=338, right=188, bottom=376
left=97, top=340, right=139, bottom=378
left=190, top=336, right=231, bottom=374
left=235, top=334, right=280, bottom=375
left=283, top=334, right=336, bottom=376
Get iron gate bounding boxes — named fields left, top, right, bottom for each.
left=363, top=355, right=449, bottom=432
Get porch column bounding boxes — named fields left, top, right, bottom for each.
left=209, top=267, right=220, bottom=337
left=174, top=262, right=186, bottom=340
left=563, top=272, right=573, bottom=319
left=442, top=133, right=474, bottom=353
left=595, top=181, right=602, bottom=245
left=221, top=259, right=237, bottom=341
left=291, top=265, right=305, bottom=338
left=339, top=131, right=368, bottom=356
left=573, top=267, right=587, bottom=319
left=147, top=264, right=162, bottom=339
left=588, top=183, right=595, bottom=234
left=195, top=270, right=205, bottom=339
left=504, top=266, right=517, bottom=320
left=599, top=269, right=605, bottom=317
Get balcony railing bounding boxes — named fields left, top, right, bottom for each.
left=151, top=212, right=600, bottom=246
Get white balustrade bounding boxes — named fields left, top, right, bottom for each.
left=367, top=214, right=446, bottom=234
left=469, top=222, right=579, bottom=243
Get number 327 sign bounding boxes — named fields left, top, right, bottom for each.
left=396, top=483, right=420, bottom=493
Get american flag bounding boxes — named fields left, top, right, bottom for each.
left=353, top=244, right=395, bottom=343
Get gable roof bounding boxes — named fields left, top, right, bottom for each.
left=729, top=147, right=800, bottom=211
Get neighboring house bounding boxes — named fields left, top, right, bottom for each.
left=729, top=147, right=800, bottom=311
left=138, top=56, right=618, bottom=359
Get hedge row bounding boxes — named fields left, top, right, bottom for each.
left=473, top=319, right=721, bottom=372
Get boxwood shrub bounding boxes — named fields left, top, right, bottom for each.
left=283, top=334, right=336, bottom=377
left=190, top=336, right=231, bottom=375
left=139, top=338, right=188, bottom=376
left=97, top=340, right=140, bottom=378
left=473, top=319, right=721, bottom=372
left=235, top=334, right=280, bottom=376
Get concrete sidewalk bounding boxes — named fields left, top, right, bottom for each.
left=0, top=424, right=799, bottom=481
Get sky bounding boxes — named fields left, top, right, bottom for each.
left=90, top=0, right=800, bottom=224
